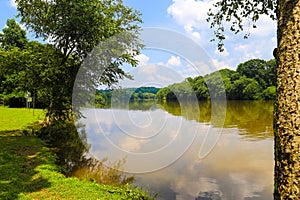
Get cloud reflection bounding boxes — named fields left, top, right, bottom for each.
left=79, top=103, right=273, bottom=199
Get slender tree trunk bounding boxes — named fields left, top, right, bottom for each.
left=274, top=0, right=300, bottom=199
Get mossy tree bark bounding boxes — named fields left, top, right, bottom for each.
left=274, top=0, right=300, bottom=199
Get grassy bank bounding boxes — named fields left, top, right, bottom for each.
left=0, top=107, right=153, bottom=199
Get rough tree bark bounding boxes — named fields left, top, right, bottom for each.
left=274, top=0, right=300, bottom=199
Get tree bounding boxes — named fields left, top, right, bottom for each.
left=0, top=19, right=28, bottom=99
left=207, top=0, right=300, bottom=198
left=15, top=0, right=143, bottom=121
left=261, top=86, right=277, bottom=100
left=236, top=59, right=267, bottom=87
left=204, top=68, right=234, bottom=99
left=0, top=40, right=74, bottom=109
left=0, top=19, right=28, bottom=50
left=236, top=59, right=277, bottom=89
left=229, top=76, right=261, bottom=100
left=192, top=76, right=210, bottom=100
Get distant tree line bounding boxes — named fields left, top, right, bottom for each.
left=96, top=87, right=159, bottom=106
left=156, top=59, right=276, bottom=101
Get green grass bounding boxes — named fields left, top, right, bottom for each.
left=0, top=107, right=45, bottom=131
left=0, top=108, right=154, bottom=199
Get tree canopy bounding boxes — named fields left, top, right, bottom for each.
left=16, top=0, right=142, bottom=61
left=0, top=19, right=28, bottom=50
left=4, top=0, right=144, bottom=120
left=157, top=59, right=277, bottom=101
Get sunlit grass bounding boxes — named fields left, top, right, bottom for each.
left=0, top=107, right=45, bottom=131
left=0, top=131, right=153, bottom=199
left=0, top=108, right=154, bottom=199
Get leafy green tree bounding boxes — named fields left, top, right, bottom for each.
left=236, top=59, right=277, bottom=89
left=207, top=0, right=300, bottom=198
left=192, top=76, right=209, bottom=100
left=156, top=87, right=175, bottom=100
left=157, top=63, right=275, bottom=101
left=264, top=59, right=277, bottom=87
left=228, top=76, right=255, bottom=100
left=204, top=68, right=234, bottom=99
left=261, top=86, right=276, bottom=100
left=0, top=19, right=28, bottom=99
left=242, top=79, right=262, bottom=100
left=237, top=59, right=267, bottom=86
left=15, top=0, right=143, bottom=121
left=0, top=19, right=28, bottom=50
left=16, top=0, right=142, bottom=61
left=0, top=41, right=77, bottom=109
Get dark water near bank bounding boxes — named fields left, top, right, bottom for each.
left=77, top=101, right=274, bottom=200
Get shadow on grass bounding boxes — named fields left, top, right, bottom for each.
left=0, top=131, right=51, bottom=199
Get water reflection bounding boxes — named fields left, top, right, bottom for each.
left=160, top=100, right=274, bottom=140
left=78, top=101, right=274, bottom=199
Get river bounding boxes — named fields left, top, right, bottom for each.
left=77, top=100, right=274, bottom=200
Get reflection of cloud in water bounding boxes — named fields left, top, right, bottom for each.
left=78, top=104, right=273, bottom=199
left=171, top=176, right=221, bottom=200
left=135, top=130, right=273, bottom=199
left=119, top=136, right=147, bottom=152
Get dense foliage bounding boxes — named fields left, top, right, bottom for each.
left=96, top=87, right=159, bottom=106
left=157, top=58, right=276, bottom=101
left=0, top=0, right=143, bottom=121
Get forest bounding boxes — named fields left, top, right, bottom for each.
left=95, top=58, right=277, bottom=105
left=156, top=58, right=276, bottom=101
left=95, top=87, right=159, bottom=106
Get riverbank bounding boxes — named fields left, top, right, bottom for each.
left=0, top=107, right=153, bottom=199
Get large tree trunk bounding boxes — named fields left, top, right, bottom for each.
left=274, top=0, right=300, bottom=199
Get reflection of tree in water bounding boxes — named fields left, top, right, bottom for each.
left=38, top=120, right=89, bottom=171
left=195, top=191, right=222, bottom=200
left=37, top=119, right=133, bottom=186
left=102, top=100, right=159, bottom=111
left=159, top=100, right=274, bottom=140
left=100, top=100, right=273, bottom=140
left=225, top=101, right=273, bottom=140
left=158, top=100, right=210, bottom=122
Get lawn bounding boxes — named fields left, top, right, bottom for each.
left=0, top=107, right=45, bottom=131
left=0, top=107, right=153, bottom=199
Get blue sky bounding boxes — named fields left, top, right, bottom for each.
left=1, top=0, right=277, bottom=86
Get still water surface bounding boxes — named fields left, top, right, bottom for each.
left=79, top=101, right=274, bottom=200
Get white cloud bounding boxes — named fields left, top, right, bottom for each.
left=120, top=64, right=185, bottom=88
left=232, top=35, right=276, bottom=63
left=211, top=59, right=233, bottom=70
left=167, top=0, right=276, bottom=69
left=184, top=25, right=202, bottom=42
left=135, top=54, right=150, bottom=66
left=167, top=0, right=213, bottom=30
left=167, top=0, right=216, bottom=42
left=186, top=61, right=217, bottom=75
left=179, top=67, right=201, bottom=78
left=138, top=64, right=157, bottom=74
left=167, top=55, right=182, bottom=66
